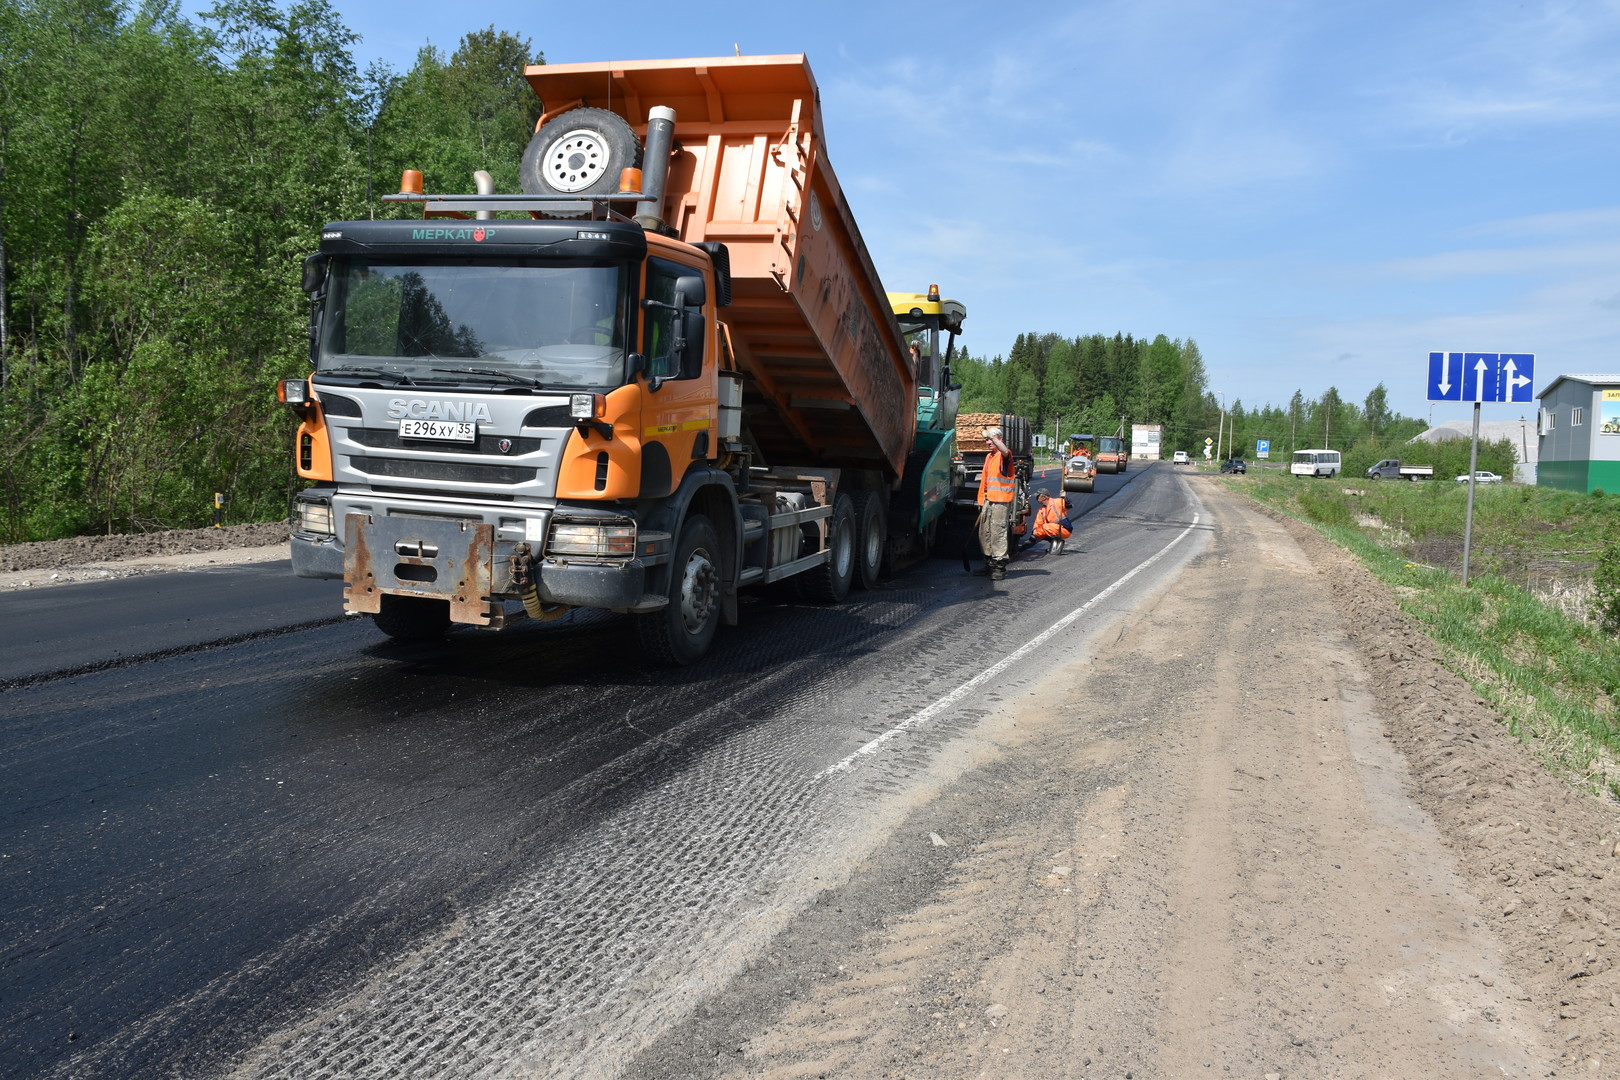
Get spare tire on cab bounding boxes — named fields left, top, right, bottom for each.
left=519, top=107, right=643, bottom=218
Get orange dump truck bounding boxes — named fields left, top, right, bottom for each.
left=279, top=55, right=957, bottom=664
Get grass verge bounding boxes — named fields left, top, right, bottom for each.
left=1233, top=471, right=1620, bottom=802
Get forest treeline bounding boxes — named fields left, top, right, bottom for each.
left=0, top=0, right=1448, bottom=544
left=950, top=331, right=1452, bottom=465
left=0, top=0, right=544, bottom=542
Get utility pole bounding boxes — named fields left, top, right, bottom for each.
left=1216, top=391, right=1226, bottom=463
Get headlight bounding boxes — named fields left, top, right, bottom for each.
left=548, top=522, right=635, bottom=557
left=296, top=499, right=334, bottom=536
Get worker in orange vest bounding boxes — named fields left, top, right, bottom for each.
left=974, top=426, right=1017, bottom=580
left=1031, top=490, right=1072, bottom=555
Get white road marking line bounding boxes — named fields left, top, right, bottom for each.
left=817, top=513, right=1203, bottom=779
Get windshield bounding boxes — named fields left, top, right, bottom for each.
left=317, top=258, right=630, bottom=390
left=896, top=317, right=941, bottom=388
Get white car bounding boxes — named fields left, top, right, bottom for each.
left=1172, top=451, right=1190, bottom=464
left=1455, top=471, right=1503, bottom=484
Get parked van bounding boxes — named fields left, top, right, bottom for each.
left=1291, top=449, right=1341, bottom=478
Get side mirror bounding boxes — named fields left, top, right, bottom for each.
left=680, top=310, right=705, bottom=379
left=650, top=293, right=687, bottom=392
left=301, top=253, right=328, bottom=297
left=672, top=274, right=705, bottom=308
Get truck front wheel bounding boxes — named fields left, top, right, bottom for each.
left=637, top=514, right=721, bottom=666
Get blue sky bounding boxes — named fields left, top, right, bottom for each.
left=249, top=0, right=1620, bottom=424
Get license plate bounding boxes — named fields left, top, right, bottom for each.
left=399, top=419, right=476, bottom=443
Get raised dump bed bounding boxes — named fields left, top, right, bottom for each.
left=524, top=55, right=916, bottom=481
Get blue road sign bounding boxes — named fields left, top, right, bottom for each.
left=1427, top=352, right=1462, bottom=401
left=1428, top=351, right=1533, bottom=403
left=1500, top=353, right=1535, bottom=402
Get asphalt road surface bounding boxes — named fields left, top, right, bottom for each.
left=1, top=465, right=1194, bottom=1079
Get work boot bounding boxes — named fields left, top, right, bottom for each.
left=972, top=565, right=992, bottom=577
left=989, top=562, right=1007, bottom=581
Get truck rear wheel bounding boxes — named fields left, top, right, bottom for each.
left=851, top=491, right=886, bottom=589
left=372, top=594, right=450, bottom=641
left=519, top=107, right=643, bottom=218
left=805, top=494, right=855, bottom=603
left=637, top=514, right=721, bottom=666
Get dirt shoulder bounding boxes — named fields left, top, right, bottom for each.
left=628, top=478, right=1619, bottom=1079
left=0, top=522, right=288, bottom=591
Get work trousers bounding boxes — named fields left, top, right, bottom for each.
left=978, top=500, right=1012, bottom=565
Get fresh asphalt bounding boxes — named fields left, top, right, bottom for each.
left=0, top=462, right=1198, bottom=1080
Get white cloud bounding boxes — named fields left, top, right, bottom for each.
left=1376, top=240, right=1620, bottom=282
left=1367, top=1, right=1620, bottom=139
left=1461, top=206, right=1620, bottom=240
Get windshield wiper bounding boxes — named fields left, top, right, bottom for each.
left=319, top=365, right=416, bottom=385
left=430, top=367, right=545, bottom=388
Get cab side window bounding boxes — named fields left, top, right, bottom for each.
left=643, top=258, right=686, bottom=380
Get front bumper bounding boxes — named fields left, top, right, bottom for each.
left=331, top=511, right=656, bottom=625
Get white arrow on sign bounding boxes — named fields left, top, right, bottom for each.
left=1437, top=355, right=1453, bottom=395
left=1504, top=356, right=1531, bottom=396
left=1473, top=355, right=1490, bottom=402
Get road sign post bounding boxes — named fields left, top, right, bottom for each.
left=1428, top=351, right=1534, bottom=585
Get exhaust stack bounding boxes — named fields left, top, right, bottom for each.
left=634, top=106, right=677, bottom=231
left=474, top=170, right=496, bottom=220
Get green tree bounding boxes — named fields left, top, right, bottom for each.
left=1364, top=382, right=1391, bottom=438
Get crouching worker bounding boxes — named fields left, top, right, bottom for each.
left=1032, top=491, right=1072, bottom=555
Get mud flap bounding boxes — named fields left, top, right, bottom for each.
left=343, top=513, right=498, bottom=626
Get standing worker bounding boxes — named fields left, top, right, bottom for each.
left=974, top=425, right=1017, bottom=580
left=1031, top=490, right=1072, bottom=555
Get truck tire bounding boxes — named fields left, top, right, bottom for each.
left=884, top=445, right=935, bottom=574
left=372, top=594, right=450, bottom=641
left=637, top=514, right=721, bottom=666
left=1009, top=481, right=1030, bottom=555
left=851, top=491, right=886, bottom=590
left=805, top=494, right=855, bottom=603
left=519, top=107, right=643, bottom=218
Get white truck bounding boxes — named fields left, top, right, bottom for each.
left=1365, top=459, right=1433, bottom=481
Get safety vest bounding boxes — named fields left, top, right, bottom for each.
left=1034, top=498, right=1071, bottom=538
left=979, top=450, right=1016, bottom=504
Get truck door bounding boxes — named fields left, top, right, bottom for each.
left=638, top=255, right=718, bottom=498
